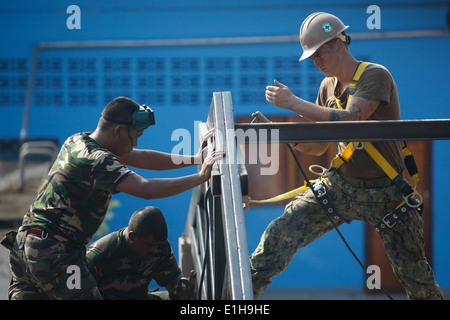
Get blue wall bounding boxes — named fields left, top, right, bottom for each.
left=1, top=0, right=449, bottom=290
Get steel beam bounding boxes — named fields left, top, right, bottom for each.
left=182, top=92, right=252, bottom=300
left=211, top=92, right=253, bottom=300
left=235, top=119, right=450, bottom=143
left=221, top=92, right=253, bottom=300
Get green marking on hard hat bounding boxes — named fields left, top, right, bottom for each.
left=322, top=23, right=332, bottom=33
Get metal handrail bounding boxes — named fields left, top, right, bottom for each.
left=18, top=140, right=58, bottom=191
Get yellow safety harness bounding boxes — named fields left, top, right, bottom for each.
left=245, top=184, right=310, bottom=205
left=246, top=62, right=423, bottom=233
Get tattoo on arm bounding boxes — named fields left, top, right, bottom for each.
left=329, top=109, right=341, bottom=121
left=329, top=97, right=379, bottom=121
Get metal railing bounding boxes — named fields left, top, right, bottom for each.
left=18, top=140, right=59, bottom=191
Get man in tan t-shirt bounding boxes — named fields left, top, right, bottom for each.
left=317, top=62, right=404, bottom=179
left=249, top=12, right=443, bottom=300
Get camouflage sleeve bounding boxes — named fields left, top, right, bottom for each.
left=153, top=241, right=182, bottom=288
left=85, top=243, right=105, bottom=284
left=85, top=231, right=118, bottom=284
left=91, top=153, right=132, bottom=193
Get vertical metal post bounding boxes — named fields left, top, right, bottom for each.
left=180, top=92, right=252, bottom=300
left=20, top=44, right=40, bottom=142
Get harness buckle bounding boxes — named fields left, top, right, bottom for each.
left=352, top=141, right=366, bottom=150
left=382, top=215, right=396, bottom=229
left=309, top=164, right=327, bottom=177
left=403, top=190, right=423, bottom=208
left=348, top=84, right=357, bottom=96
left=313, top=180, right=327, bottom=198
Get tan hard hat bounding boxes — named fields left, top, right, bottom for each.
left=299, top=12, right=349, bottom=61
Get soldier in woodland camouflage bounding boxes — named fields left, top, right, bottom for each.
left=86, top=206, right=196, bottom=300
left=3, top=96, right=223, bottom=299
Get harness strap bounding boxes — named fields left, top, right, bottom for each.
left=374, top=197, right=422, bottom=233
left=330, top=142, right=357, bottom=168
left=330, top=141, right=420, bottom=201
left=313, top=178, right=349, bottom=223
left=335, top=61, right=371, bottom=109
left=331, top=62, right=423, bottom=232
left=402, top=141, right=419, bottom=189
left=246, top=184, right=310, bottom=205
left=331, top=62, right=420, bottom=195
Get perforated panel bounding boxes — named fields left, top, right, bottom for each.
left=0, top=54, right=344, bottom=110
left=0, top=58, right=28, bottom=106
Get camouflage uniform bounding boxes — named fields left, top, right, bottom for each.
left=86, top=228, right=181, bottom=300
left=7, top=229, right=101, bottom=299
left=250, top=168, right=444, bottom=300
left=7, top=132, right=132, bottom=299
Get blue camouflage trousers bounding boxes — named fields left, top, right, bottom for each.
left=249, top=168, right=444, bottom=300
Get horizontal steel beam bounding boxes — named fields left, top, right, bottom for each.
left=234, top=119, right=450, bottom=143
